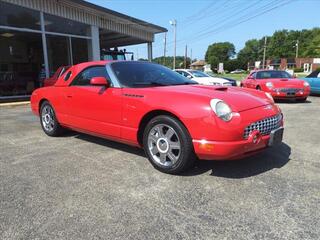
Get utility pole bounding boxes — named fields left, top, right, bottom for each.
left=190, top=48, right=192, bottom=64
left=170, top=19, right=177, bottom=69
left=163, top=32, right=167, bottom=65
left=184, top=45, right=187, bottom=69
left=295, top=40, right=299, bottom=58
left=262, top=36, right=267, bottom=69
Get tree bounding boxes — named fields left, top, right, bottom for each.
left=237, top=39, right=264, bottom=69
left=205, top=42, right=235, bottom=70
left=152, top=56, right=188, bottom=69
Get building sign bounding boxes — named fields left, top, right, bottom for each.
left=218, top=63, right=224, bottom=73
left=313, top=58, right=320, bottom=64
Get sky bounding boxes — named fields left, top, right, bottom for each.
left=87, top=0, right=320, bottom=60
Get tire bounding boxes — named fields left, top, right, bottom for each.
left=143, top=115, right=196, bottom=174
left=256, top=86, right=261, bottom=90
left=40, top=101, right=64, bottom=137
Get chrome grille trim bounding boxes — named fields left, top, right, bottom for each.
left=243, top=114, right=282, bottom=139
left=278, top=88, right=302, bottom=93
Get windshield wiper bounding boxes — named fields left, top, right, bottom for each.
left=132, top=81, right=169, bottom=86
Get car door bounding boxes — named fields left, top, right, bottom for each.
left=246, top=72, right=256, bottom=88
left=315, top=73, right=320, bottom=91
left=64, top=65, right=122, bottom=138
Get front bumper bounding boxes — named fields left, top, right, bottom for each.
left=193, top=134, right=271, bottom=160
left=269, top=88, right=310, bottom=99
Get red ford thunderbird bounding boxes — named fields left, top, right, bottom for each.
left=241, top=70, right=310, bottom=101
left=31, top=61, right=284, bottom=174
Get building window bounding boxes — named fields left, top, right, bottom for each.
left=46, top=35, right=72, bottom=77
left=44, top=13, right=90, bottom=36
left=0, top=29, right=43, bottom=97
left=0, top=1, right=41, bottom=30
left=72, top=38, right=89, bottom=65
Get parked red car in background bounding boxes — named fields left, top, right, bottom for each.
left=241, top=70, right=310, bottom=102
left=43, top=66, right=70, bottom=87
left=31, top=61, right=284, bottom=174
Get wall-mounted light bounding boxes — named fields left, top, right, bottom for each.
left=1, top=33, right=14, bottom=37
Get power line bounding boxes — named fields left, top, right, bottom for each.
left=192, top=0, right=293, bottom=43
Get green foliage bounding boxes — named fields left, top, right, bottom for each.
left=152, top=56, right=190, bottom=69
left=206, top=28, right=320, bottom=71
left=224, top=59, right=243, bottom=72
left=205, top=42, right=235, bottom=70
left=237, top=39, right=265, bottom=69
left=293, top=67, right=304, bottom=73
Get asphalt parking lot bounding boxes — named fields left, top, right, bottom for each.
left=1, top=97, right=319, bottom=240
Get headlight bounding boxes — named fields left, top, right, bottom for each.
left=210, top=99, right=233, bottom=121
left=303, top=81, right=309, bottom=87
left=266, top=82, right=274, bottom=89
left=265, top=92, right=274, bottom=103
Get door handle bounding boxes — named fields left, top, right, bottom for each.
left=66, top=95, right=73, bottom=98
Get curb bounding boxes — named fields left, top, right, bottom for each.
left=0, top=101, right=30, bottom=107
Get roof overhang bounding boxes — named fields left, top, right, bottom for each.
left=3, top=0, right=167, bottom=43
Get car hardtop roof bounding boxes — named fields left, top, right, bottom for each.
left=252, top=69, right=288, bottom=72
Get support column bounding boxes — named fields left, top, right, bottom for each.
left=89, top=25, right=100, bottom=61
left=147, top=42, right=153, bottom=62
left=40, top=12, right=49, bottom=78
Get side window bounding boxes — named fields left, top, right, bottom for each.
left=181, top=71, right=191, bottom=78
left=317, top=72, right=320, bottom=78
left=71, top=66, right=106, bottom=86
left=251, top=72, right=257, bottom=79
left=64, top=71, right=72, bottom=81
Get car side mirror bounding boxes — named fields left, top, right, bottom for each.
left=248, top=76, right=254, bottom=79
left=90, top=77, right=109, bottom=87
left=187, top=75, right=192, bottom=79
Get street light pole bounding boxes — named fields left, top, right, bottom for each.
left=262, top=36, right=267, bottom=69
left=170, top=19, right=177, bottom=69
left=163, top=32, right=167, bottom=65
left=295, top=40, right=299, bottom=58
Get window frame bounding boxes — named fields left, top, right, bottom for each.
left=69, top=65, right=110, bottom=87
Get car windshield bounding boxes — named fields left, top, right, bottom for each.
left=256, top=71, right=292, bottom=79
left=189, top=70, right=209, bottom=77
left=111, top=62, right=197, bottom=88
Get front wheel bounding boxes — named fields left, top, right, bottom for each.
left=143, top=115, right=196, bottom=174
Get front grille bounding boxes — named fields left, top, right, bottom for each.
left=243, top=114, right=282, bottom=139
left=278, top=88, right=302, bottom=93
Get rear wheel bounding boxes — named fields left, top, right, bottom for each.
left=143, top=115, right=196, bottom=174
left=256, top=85, right=261, bottom=90
left=40, top=101, right=64, bottom=136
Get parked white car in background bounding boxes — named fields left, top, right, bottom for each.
left=174, top=69, right=231, bottom=86
left=230, top=69, right=245, bottom=74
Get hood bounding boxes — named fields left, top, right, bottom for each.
left=153, top=85, right=269, bottom=112
left=263, top=78, right=306, bottom=88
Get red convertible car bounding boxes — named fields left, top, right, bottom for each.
left=241, top=70, right=310, bottom=101
left=31, top=61, right=284, bottom=174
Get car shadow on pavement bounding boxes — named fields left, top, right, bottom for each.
left=67, top=132, right=290, bottom=178
left=275, top=99, right=312, bottom=104
left=73, top=133, right=145, bottom=157
left=183, top=143, right=291, bottom=178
